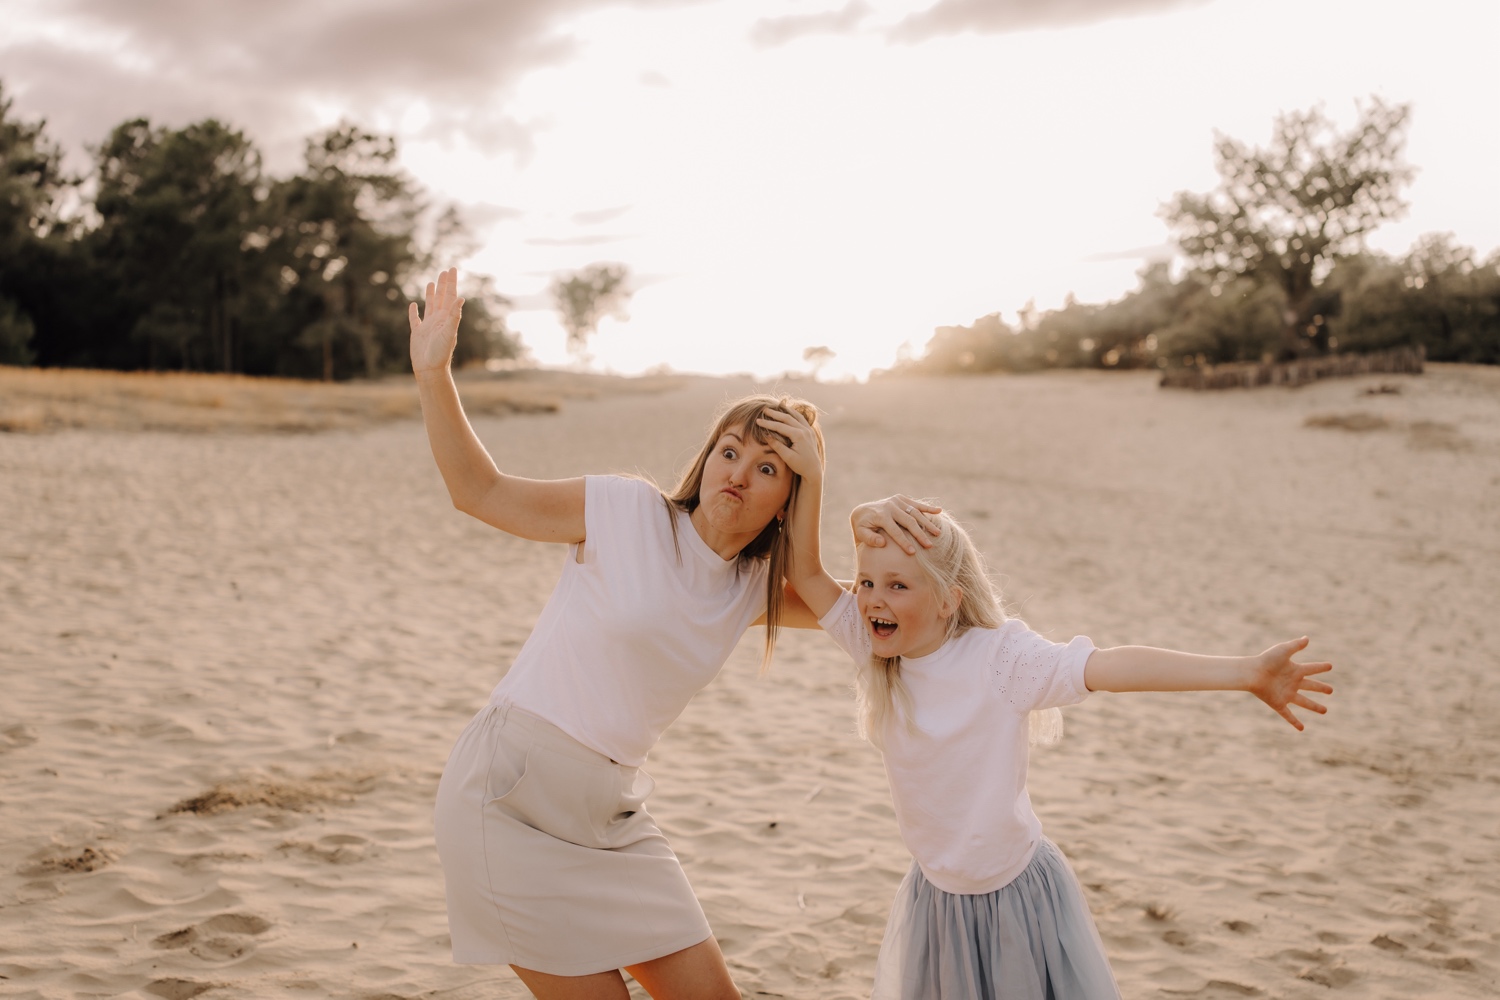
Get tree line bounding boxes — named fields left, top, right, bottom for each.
left=0, top=82, right=519, bottom=378
left=904, top=99, right=1499, bottom=375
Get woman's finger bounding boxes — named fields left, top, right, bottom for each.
left=408, top=301, right=421, bottom=333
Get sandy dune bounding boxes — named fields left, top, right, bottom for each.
left=2, top=365, right=1496, bottom=999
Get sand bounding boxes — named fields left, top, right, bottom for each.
left=1, top=364, right=1496, bottom=999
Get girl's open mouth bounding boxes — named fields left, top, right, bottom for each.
left=870, top=617, right=898, bottom=638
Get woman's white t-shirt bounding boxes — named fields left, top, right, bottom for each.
left=489, top=475, right=770, bottom=767
left=819, top=589, right=1095, bottom=894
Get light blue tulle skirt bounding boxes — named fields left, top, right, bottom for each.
left=872, top=838, right=1121, bottom=1000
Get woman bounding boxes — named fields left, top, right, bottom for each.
left=410, top=270, right=931, bottom=1000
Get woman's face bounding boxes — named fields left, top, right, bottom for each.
left=695, top=421, right=794, bottom=538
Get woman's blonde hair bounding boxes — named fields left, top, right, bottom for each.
left=662, top=393, right=824, bottom=671
left=855, top=510, right=1004, bottom=745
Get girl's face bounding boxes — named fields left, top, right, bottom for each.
left=695, top=421, right=793, bottom=538
left=855, top=542, right=957, bottom=659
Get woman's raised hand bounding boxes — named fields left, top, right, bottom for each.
left=757, top=407, right=823, bottom=481
left=409, top=268, right=466, bottom=377
left=851, top=495, right=942, bottom=555
left=1248, top=637, right=1334, bottom=730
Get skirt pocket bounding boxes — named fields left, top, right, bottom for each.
left=490, top=744, right=625, bottom=848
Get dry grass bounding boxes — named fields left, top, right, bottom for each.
left=0, top=366, right=686, bottom=434
left=1303, top=412, right=1392, bottom=432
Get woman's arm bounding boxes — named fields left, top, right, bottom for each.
left=758, top=410, right=844, bottom=620
left=410, top=269, right=585, bottom=544
left=1083, top=637, right=1334, bottom=730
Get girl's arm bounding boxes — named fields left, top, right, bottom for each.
left=1084, top=638, right=1334, bottom=730
left=410, top=269, right=586, bottom=544
left=757, top=410, right=845, bottom=620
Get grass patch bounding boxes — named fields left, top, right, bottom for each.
left=0, top=366, right=686, bottom=434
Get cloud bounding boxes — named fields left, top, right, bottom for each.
left=525, top=233, right=635, bottom=247
left=462, top=202, right=527, bottom=228
left=1079, top=241, right=1176, bottom=263
left=0, top=0, right=708, bottom=167
left=750, top=1, right=873, bottom=48
left=571, top=205, right=632, bottom=225
left=889, top=0, right=1208, bottom=42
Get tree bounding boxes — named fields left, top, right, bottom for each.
left=1163, top=98, right=1414, bottom=358
left=550, top=262, right=631, bottom=364
left=802, top=345, right=835, bottom=378
left=0, top=83, right=68, bottom=364
left=262, top=124, right=424, bottom=380
left=88, top=118, right=266, bottom=371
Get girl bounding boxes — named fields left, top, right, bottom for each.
left=756, top=409, right=1334, bottom=1000
left=409, top=270, right=915, bottom=1000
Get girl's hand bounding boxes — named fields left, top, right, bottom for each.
left=757, top=407, right=823, bottom=481
left=409, top=267, right=465, bottom=377
left=1249, top=637, right=1333, bottom=730
left=852, top=495, right=942, bottom=555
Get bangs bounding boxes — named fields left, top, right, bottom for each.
left=717, top=400, right=792, bottom=449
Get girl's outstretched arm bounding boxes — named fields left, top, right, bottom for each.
left=757, top=409, right=844, bottom=620
left=1084, top=638, right=1333, bottom=730
left=411, top=268, right=585, bottom=544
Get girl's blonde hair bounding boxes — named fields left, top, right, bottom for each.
left=662, top=393, right=824, bottom=671
left=854, top=510, right=1063, bottom=747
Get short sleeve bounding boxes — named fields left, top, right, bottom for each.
left=580, top=475, right=656, bottom=564
left=993, top=623, right=1094, bottom=711
left=818, top=589, right=871, bottom=663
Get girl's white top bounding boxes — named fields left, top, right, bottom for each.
left=820, top=590, right=1095, bottom=894
left=490, top=475, right=769, bottom=767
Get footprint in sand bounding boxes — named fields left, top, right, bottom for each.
left=1, top=723, right=39, bottom=752
left=276, top=832, right=372, bottom=864
left=1278, top=947, right=1359, bottom=988
left=144, top=978, right=220, bottom=1000
left=152, top=913, right=273, bottom=963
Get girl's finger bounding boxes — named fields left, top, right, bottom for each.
left=408, top=301, right=420, bottom=332
left=1291, top=694, right=1328, bottom=714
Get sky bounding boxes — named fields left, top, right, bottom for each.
left=2, top=0, right=1496, bottom=379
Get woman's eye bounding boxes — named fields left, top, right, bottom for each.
left=722, top=448, right=737, bottom=460
left=759, top=463, right=777, bottom=476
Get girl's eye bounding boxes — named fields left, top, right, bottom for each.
left=891, top=582, right=906, bottom=590
left=722, top=447, right=738, bottom=460
left=758, top=463, right=777, bottom=476
left=857, top=579, right=872, bottom=589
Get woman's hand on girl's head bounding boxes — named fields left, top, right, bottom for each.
left=409, top=267, right=465, bottom=378
left=851, top=495, right=942, bottom=555
left=757, top=408, right=823, bottom=481
left=1249, top=637, right=1334, bottom=730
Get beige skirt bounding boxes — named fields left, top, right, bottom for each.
left=433, top=702, right=712, bottom=975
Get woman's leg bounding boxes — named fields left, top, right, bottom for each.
left=510, top=939, right=737, bottom=1000
left=624, top=937, right=739, bottom=1000
left=510, top=965, right=632, bottom=1000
